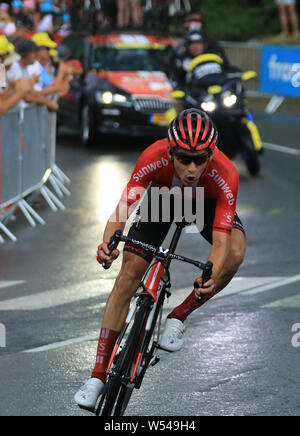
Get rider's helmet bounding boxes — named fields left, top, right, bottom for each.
left=184, top=14, right=205, bottom=32
left=168, top=108, right=218, bottom=152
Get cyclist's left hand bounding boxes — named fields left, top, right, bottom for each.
left=193, top=277, right=217, bottom=299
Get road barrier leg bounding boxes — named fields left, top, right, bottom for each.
left=49, top=174, right=71, bottom=198
left=53, top=175, right=71, bottom=196
left=0, top=222, right=18, bottom=242
left=40, top=186, right=58, bottom=211
left=48, top=174, right=63, bottom=198
left=22, top=200, right=46, bottom=225
left=40, top=186, right=65, bottom=211
left=52, top=164, right=71, bottom=185
left=17, top=199, right=46, bottom=227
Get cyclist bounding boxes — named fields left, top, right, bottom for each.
left=74, top=108, right=246, bottom=411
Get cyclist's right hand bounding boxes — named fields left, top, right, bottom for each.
left=96, top=242, right=120, bottom=268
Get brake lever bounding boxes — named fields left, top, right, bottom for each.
left=102, top=230, right=123, bottom=270
left=195, top=261, right=213, bottom=302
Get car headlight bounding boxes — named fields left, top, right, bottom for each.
left=201, top=101, right=216, bottom=112
left=223, top=94, right=237, bottom=108
left=95, top=91, right=130, bottom=106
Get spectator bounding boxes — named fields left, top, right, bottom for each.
left=276, top=0, right=300, bottom=37
left=0, top=34, right=21, bottom=73
left=117, top=0, right=130, bottom=29
left=23, top=0, right=37, bottom=13
left=129, top=0, right=143, bottom=28
left=55, top=44, right=83, bottom=80
left=4, top=49, right=21, bottom=72
left=30, top=32, right=71, bottom=96
left=0, top=35, right=15, bottom=66
left=37, top=1, right=55, bottom=34
left=11, top=0, right=25, bottom=19
left=11, top=1, right=34, bottom=29
left=0, top=76, right=33, bottom=114
left=6, top=39, right=39, bottom=83
left=9, top=15, right=34, bottom=42
left=0, top=37, right=33, bottom=114
left=0, top=3, right=17, bottom=36
left=57, top=13, right=71, bottom=36
left=0, top=2, right=9, bottom=29
left=23, top=0, right=38, bottom=16
left=6, top=38, right=58, bottom=112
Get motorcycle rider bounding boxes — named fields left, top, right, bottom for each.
left=167, top=29, right=233, bottom=89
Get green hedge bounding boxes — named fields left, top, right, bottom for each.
left=193, top=0, right=299, bottom=41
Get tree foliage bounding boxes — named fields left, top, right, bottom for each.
left=192, top=0, right=298, bottom=41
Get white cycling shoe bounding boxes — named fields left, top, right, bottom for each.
left=160, top=318, right=185, bottom=352
left=74, top=377, right=104, bottom=411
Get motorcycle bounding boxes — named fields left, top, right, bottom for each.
left=179, top=53, right=262, bottom=176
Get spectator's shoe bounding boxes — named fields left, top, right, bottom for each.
left=160, top=318, right=185, bottom=352
left=74, top=378, right=104, bottom=411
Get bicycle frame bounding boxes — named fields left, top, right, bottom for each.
left=105, top=221, right=184, bottom=375
left=97, top=221, right=212, bottom=416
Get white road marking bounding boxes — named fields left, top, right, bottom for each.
left=20, top=274, right=300, bottom=354
left=2, top=275, right=299, bottom=312
left=243, top=274, right=300, bottom=296
left=0, top=279, right=114, bottom=311
left=164, top=276, right=286, bottom=310
left=23, top=334, right=98, bottom=353
left=263, top=294, right=300, bottom=309
left=0, top=281, right=26, bottom=290
left=262, top=142, right=300, bottom=156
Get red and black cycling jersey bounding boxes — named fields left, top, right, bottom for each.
left=120, top=138, right=239, bottom=236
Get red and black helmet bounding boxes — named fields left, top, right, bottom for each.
left=168, top=108, right=218, bottom=152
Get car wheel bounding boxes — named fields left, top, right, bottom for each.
left=80, top=105, right=95, bottom=147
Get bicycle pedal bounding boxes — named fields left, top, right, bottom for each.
left=150, top=355, right=160, bottom=367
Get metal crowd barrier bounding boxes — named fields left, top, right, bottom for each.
left=0, top=104, right=71, bottom=243
left=221, top=41, right=300, bottom=115
left=221, top=41, right=262, bottom=95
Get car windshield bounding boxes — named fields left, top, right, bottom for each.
left=92, top=46, right=171, bottom=71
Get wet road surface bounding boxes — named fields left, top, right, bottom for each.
left=0, top=112, right=299, bottom=416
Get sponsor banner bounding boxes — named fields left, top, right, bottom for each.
left=260, top=45, right=300, bottom=97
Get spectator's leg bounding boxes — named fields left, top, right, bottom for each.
left=117, top=0, right=130, bottom=28
left=130, top=0, right=144, bottom=26
left=278, top=4, right=290, bottom=35
left=288, top=4, right=300, bottom=35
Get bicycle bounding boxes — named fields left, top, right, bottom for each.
left=95, top=220, right=213, bottom=416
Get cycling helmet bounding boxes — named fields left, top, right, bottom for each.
left=168, top=109, right=218, bottom=152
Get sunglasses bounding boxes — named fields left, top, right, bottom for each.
left=173, top=152, right=212, bottom=166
